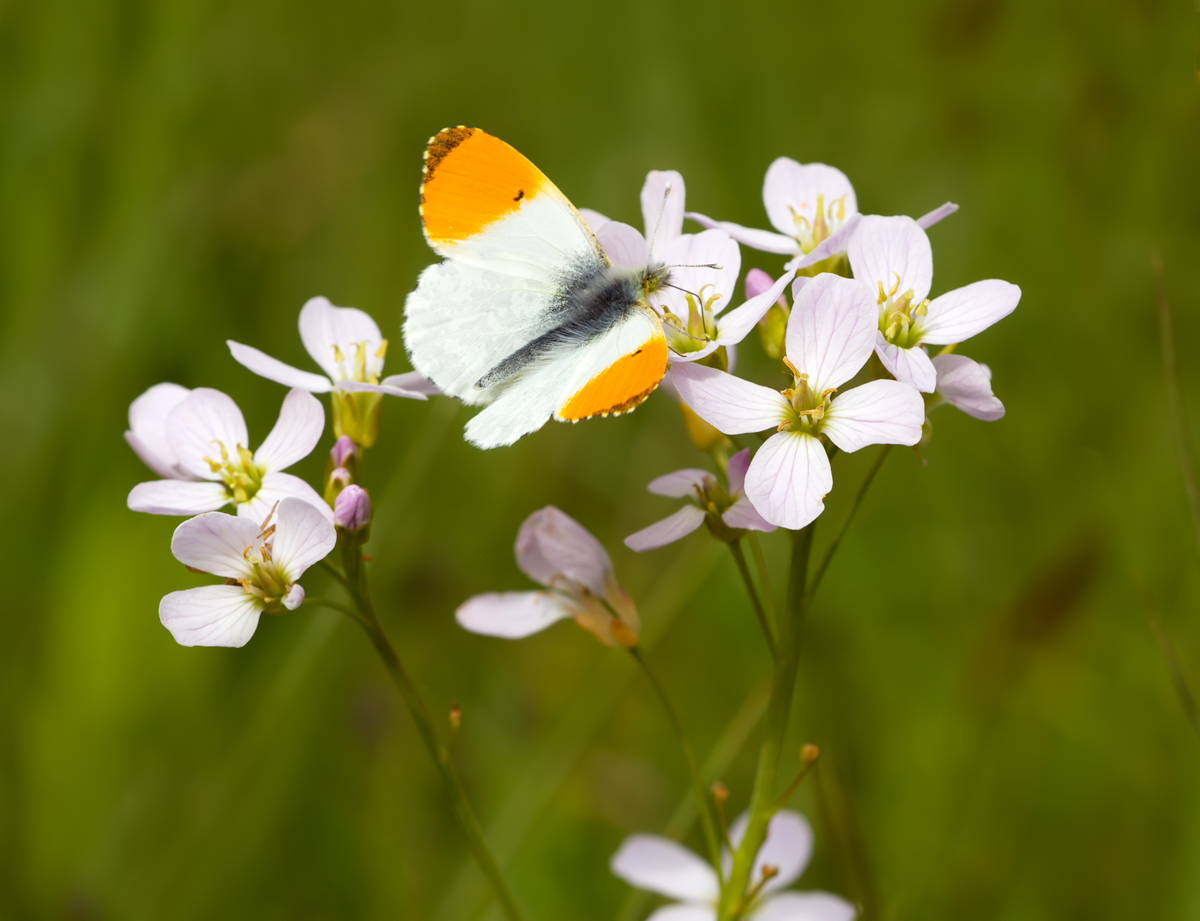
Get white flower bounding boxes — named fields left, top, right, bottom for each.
left=159, top=498, right=336, bottom=647
left=930, top=353, right=1004, bottom=421
left=611, top=810, right=855, bottom=921
left=672, top=274, right=924, bottom=530
left=846, top=215, right=1020, bottom=393
left=127, top=385, right=333, bottom=523
left=625, top=448, right=775, bottom=551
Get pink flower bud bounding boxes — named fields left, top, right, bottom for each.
left=334, top=485, right=371, bottom=532
left=329, top=467, right=352, bottom=488
left=744, top=268, right=775, bottom=301
left=330, top=434, right=358, bottom=468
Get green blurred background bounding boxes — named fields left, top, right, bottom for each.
left=3, top=0, right=1200, bottom=918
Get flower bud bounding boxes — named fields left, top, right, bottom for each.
left=744, top=267, right=775, bottom=300
left=334, top=484, right=371, bottom=532
left=330, top=434, right=357, bottom=468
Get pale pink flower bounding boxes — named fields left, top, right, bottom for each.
left=334, top=484, right=371, bottom=532
left=625, top=448, right=775, bottom=551
left=611, top=810, right=855, bottom=921
left=930, top=353, right=1004, bottom=421
left=456, top=506, right=640, bottom=647
left=672, top=274, right=924, bottom=530
left=846, top=215, right=1020, bottom=393
left=127, top=386, right=332, bottom=523
left=159, top=497, right=336, bottom=647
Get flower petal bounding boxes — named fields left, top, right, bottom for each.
left=335, top=379, right=429, bottom=399
left=846, top=215, right=932, bottom=303
left=711, top=270, right=798, bottom=348
left=721, top=496, right=776, bottom=533
left=670, top=364, right=790, bottom=435
left=159, top=585, right=262, bottom=648
left=763, top=158, right=857, bottom=239
left=515, top=506, right=613, bottom=597
left=873, top=336, right=938, bottom=393
left=647, top=906, right=717, bottom=921
left=727, top=809, right=814, bottom=893
left=597, top=221, right=651, bottom=270
left=655, top=230, right=741, bottom=321
left=283, top=584, right=306, bottom=610
left=245, top=472, right=335, bottom=524
left=226, top=340, right=333, bottom=392
left=641, top=170, right=686, bottom=254
left=745, top=432, right=831, bottom=530
left=686, top=213, right=799, bottom=255
left=455, top=591, right=574, bottom=638
left=823, top=380, right=925, bottom=453
left=920, top=279, right=1020, bottom=345
left=254, top=389, right=325, bottom=472
left=381, top=371, right=442, bottom=396
left=648, top=469, right=713, bottom=498
left=625, top=505, right=707, bottom=551
left=610, top=834, right=720, bottom=903
left=753, top=892, right=857, bottom=921
left=577, top=208, right=611, bottom=234
left=784, top=214, right=862, bottom=272
left=916, top=201, right=958, bottom=229
left=931, top=353, right=1004, bottom=421
left=270, top=496, right=337, bottom=581
left=785, top=274, right=877, bottom=393
left=126, top=383, right=191, bottom=477
left=726, top=447, right=751, bottom=495
left=170, top=511, right=262, bottom=579
left=298, top=296, right=385, bottom=382
left=127, top=479, right=230, bottom=516
left=166, top=388, right=251, bottom=480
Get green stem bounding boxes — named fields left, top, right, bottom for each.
left=628, top=646, right=724, bottom=872
left=302, top=597, right=360, bottom=621
left=747, top=535, right=777, bottom=626
left=728, top=540, right=777, bottom=660
left=340, top=538, right=528, bottom=921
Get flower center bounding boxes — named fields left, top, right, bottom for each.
left=233, top=510, right=293, bottom=612
left=332, top=339, right=387, bottom=385
left=877, top=274, right=929, bottom=349
left=778, top=361, right=835, bottom=436
left=788, top=193, right=848, bottom=253
left=662, top=285, right=723, bottom=354
left=202, top=441, right=265, bottom=505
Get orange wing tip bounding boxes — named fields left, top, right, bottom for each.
left=423, top=126, right=475, bottom=184
left=556, top=335, right=669, bottom=422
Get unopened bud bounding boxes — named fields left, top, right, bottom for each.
left=801, top=743, right=821, bottom=765
left=330, top=466, right=352, bottom=488
left=334, top=485, right=371, bottom=532
left=609, top=619, right=639, bottom=649
left=330, top=434, right=358, bottom=468
left=761, top=864, right=778, bottom=881
left=744, top=267, right=775, bottom=301
left=711, top=781, right=729, bottom=804
left=449, top=704, right=462, bottom=731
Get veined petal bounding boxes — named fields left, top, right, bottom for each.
left=625, top=505, right=707, bottom=551
left=610, top=834, right=720, bottom=903
left=226, top=340, right=333, bottom=392
left=254, top=389, right=325, bottom=472
left=712, top=270, right=797, bottom=346
left=246, top=472, right=335, bottom=524
left=456, top=591, right=574, bottom=638
left=823, top=380, right=925, bottom=452
left=381, top=371, right=441, bottom=396
left=721, top=496, right=776, bottom=533
left=874, top=336, right=937, bottom=393
left=126, top=383, right=191, bottom=477
left=726, top=809, right=814, bottom=893
left=745, top=432, right=831, bottom=530
left=647, top=906, right=717, bottom=921
left=335, top=379, right=428, bottom=399
left=686, top=213, right=799, bottom=255
left=648, top=469, right=712, bottom=498
left=642, top=170, right=687, bottom=254
left=159, top=585, right=262, bottom=648
left=916, top=201, right=958, bottom=229
left=271, top=496, right=337, bottom=581
left=846, top=215, right=932, bottom=303
left=577, top=207, right=611, bottom=235
left=784, top=214, right=862, bottom=271
left=931, top=353, right=1004, bottom=421
left=753, top=892, right=857, bottom=921
left=785, top=274, right=877, bottom=393
left=127, top=479, right=230, bottom=516
left=298, top=296, right=385, bottom=382
left=726, top=447, right=752, bottom=495
left=516, top=506, right=613, bottom=597
left=166, top=388, right=250, bottom=481
left=656, top=230, right=741, bottom=321
left=763, top=158, right=857, bottom=239
left=170, top=511, right=262, bottom=579
left=670, top=364, right=790, bottom=435
left=920, top=279, right=1020, bottom=345
left=597, top=221, right=651, bottom=270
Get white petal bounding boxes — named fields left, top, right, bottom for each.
left=722, top=496, right=776, bottom=533
left=712, top=270, right=797, bottom=347
left=784, top=214, right=862, bottom=271
left=298, top=296, right=385, bottom=382
left=254, top=389, right=325, bottom=472
left=455, top=591, right=574, bottom=638
left=577, top=207, right=611, bottom=234
left=873, top=336, right=937, bottom=393
left=931, top=353, right=1004, bottom=421
left=686, top=212, right=799, bottom=255
left=170, top=511, right=261, bottom=578
left=753, top=892, right=857, bottom=921
left=763, top=158, right=857, bottom=239
left=597, top=221, right=650, bottom=269
left=381, top=371, right=441, bottom=396
left=656, top=231, right=741, bottom=322
left=916, top=201, right=958, bottom=229
left=726, top=447, right=752, bottom=495
left=647, top=469, right=712, bottom=498
left=625, top=505, right=707, bottom=551
left=283, top=584, right=306, bottom=610
left=610, top=834, right=720, bottom=902
left=336, top=376, right=429, bottom=399
left=160, top=585, right=262, bottom=648
left=744, top=433, right=831, bottom=530
left=270, top=497, right=337, bottom=581
left=127, top=480, right=230, bottom=516
left=920, top=279, right=1020, bottom=345
left=165, top=388, right=250, bottom=480
left=670, top=364, right=790, bottom=435
left=515, top=506, right=612, bottom=597
left=226, top=340, right=333, bottom=392
left=846, top=215, right=932, bottom=303
left=648, top=906, right=717, bottom=921
left=785, top=274, right=877, bottom=393
left=245, top=472, right=335, bottom=525
left=823, top=380, right=925, bottom=452
left=641, top=169, right=686, bottom=254
left=126, top=383, right=191, bottom=477
left=725, top=810, right=814, bottom=893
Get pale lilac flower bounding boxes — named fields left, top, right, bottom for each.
left=456, top=506, right=640, bottom=647
left=334, top=484, right=371, bottom=532
left=159, top=497, right=336, bottom=647
left=611, top=810, right=855, bottom=921
left=846, top=215, right=1020, bottom=393
left=929, top=353, right=1004, bottom=421
left=127, top=386, right=333, bottom=523
left=673, top=274, right=924, bottom=530
left=625, top=448, right=775, bottom=551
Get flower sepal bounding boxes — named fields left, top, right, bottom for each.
left=332, top=388, right=384, bottom=449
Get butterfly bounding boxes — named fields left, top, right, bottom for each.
left=404, top=127, right=672, bottom=448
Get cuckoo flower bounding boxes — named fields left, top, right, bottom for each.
left=745, top=268, right=792, bottom=362
left=611, top=810, right=855, bottom=921
left=456, top=506, right=640, bottom=647
left=846, top=215, right=1020, bottom=393
left=159, top=498, right=336, bottom=647
left=625, top=448, right=775, bottom=551
left=929, top=353, right=1005, bottom=421
left=673, top=274, right=924, bottom=530
left=127, top=386, right=332, bottom=523
left=227, top=296, right=435, bottom=447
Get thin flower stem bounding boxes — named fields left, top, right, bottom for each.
left=628, top=646, right=724, bottom=873
left=318, top=558, right=351, bottom=591
left=1137, top=579, right=1200, bottom=741
left=301, top=597, right=360, bottom=622
left=747, top=534, right=777, bottom=625
left=728, top=540, right=778, bottom=660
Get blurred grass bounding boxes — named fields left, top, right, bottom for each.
left=3, top=0, right=1200, bottom=918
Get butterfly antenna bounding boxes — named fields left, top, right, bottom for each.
left=667, top=263, right=724, bottom=270
left=647, top=182, right=672, bottom=257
